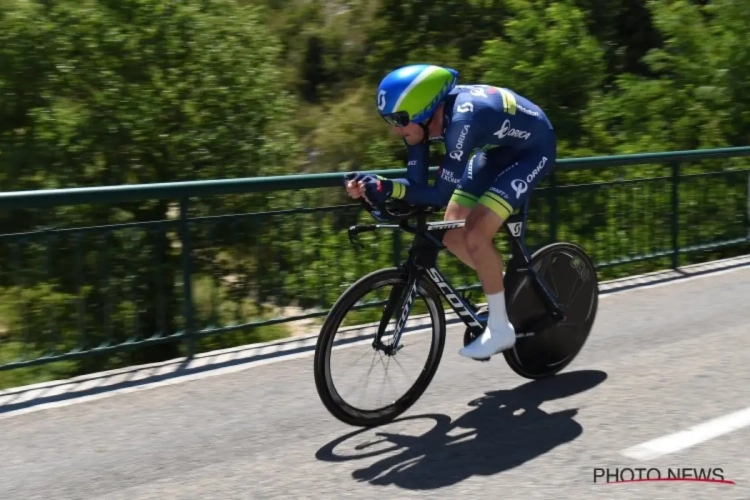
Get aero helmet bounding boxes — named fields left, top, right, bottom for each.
left=376, top=64, right=459, bottom=127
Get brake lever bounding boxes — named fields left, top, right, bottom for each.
left=348, top=223, right=380, bottom=249
left=348, top=225, right=365, bottom=249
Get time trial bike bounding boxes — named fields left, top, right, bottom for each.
left=313, top=195, right=599, bottom=427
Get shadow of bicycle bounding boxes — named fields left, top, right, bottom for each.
left=315, top=369, right=607, bottom=490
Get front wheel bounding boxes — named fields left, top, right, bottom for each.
left=313, top=268, right=447, bottom=427
left=503, top=242, right=599, bottom=379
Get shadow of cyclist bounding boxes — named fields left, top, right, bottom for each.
left=315, top=369, right=607, bottom=490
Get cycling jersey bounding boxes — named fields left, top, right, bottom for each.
left=389, top=85, right=556, bottom=219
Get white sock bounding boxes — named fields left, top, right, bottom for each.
left=486, top=291, right=511, bottom=332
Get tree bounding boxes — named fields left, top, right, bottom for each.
left=581, top=0, right=738, bottom=154
left=0, top=0, right=299, bottom=369
left=473, top=0, right=607, bottom=153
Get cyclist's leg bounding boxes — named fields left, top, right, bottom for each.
left=460, top=139, right=556, bottom=359
left=468, top=149, right=555, bottom=292
left=443, top=151, right=507, bottom=270
left=443, top=204, right=475, bottom=269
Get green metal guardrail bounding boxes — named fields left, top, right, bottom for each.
left=0, top=146, right=749, bottom=387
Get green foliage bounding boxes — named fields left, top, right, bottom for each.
left=0, top=0, right=299, bottom=383
left=0, top=0, right=299, bottom=190
left=475, top=0, right=607, bottom=149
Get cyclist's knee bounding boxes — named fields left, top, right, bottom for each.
left=445, top=201, right=470, bottom=221
left=442, top=202, right=470, bottom=252
left=443, top=230, right=463, bottom=255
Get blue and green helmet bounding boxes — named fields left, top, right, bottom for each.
left=376, top=64, right=459, bottom=126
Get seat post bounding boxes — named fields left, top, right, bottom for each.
left=505, top=196, right=533, bottom=265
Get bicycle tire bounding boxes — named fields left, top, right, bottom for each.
left=503, top=242, right=599, bottom=379
left=313, top=267, right=446, bottom=427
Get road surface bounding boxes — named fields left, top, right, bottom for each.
left=1, top=265, right=749, bottom=499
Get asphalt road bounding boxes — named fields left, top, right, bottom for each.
left=1, top=267, right=749, bottom=500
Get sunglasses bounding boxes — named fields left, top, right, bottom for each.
left=380, top=111, right=410, bottom=127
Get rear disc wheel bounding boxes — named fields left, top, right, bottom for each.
left=502, top=242, right=599, bottom=379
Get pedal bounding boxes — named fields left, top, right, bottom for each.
left=474, top=357, right=490, bottom=362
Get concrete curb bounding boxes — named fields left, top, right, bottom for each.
left=0, top=253, right=748, bottom=416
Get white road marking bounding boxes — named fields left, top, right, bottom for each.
left=621, top=406, right=750, bottom=461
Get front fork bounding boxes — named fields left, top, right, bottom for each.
left=372, top=269, right=418, bottom=355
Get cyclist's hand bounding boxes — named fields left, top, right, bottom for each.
left=344, top=172, right=394, bottom=205
left=344, top=172, right=366, bottom=199
left=359, top=175, right=393, bottom=205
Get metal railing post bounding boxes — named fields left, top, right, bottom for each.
left=671, top=162, right=680, bottom=269
left=179, top=197, right=196, bottom=358
left=548, top=169, right=558, bottom=244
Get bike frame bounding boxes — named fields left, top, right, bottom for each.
left=348, top=199, right=566, bottom=355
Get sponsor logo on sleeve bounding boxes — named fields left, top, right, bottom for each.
left=448, top=124, right=471, bottom=161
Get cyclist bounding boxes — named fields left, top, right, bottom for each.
left=345, top=63, right=556, bottom=361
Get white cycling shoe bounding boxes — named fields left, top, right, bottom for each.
left=459, top=321, right=516, bottom=360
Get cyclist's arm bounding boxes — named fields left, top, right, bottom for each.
left=390, top=121, right=475, bottom=206
left=403, top=140, right=430, bottom=184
